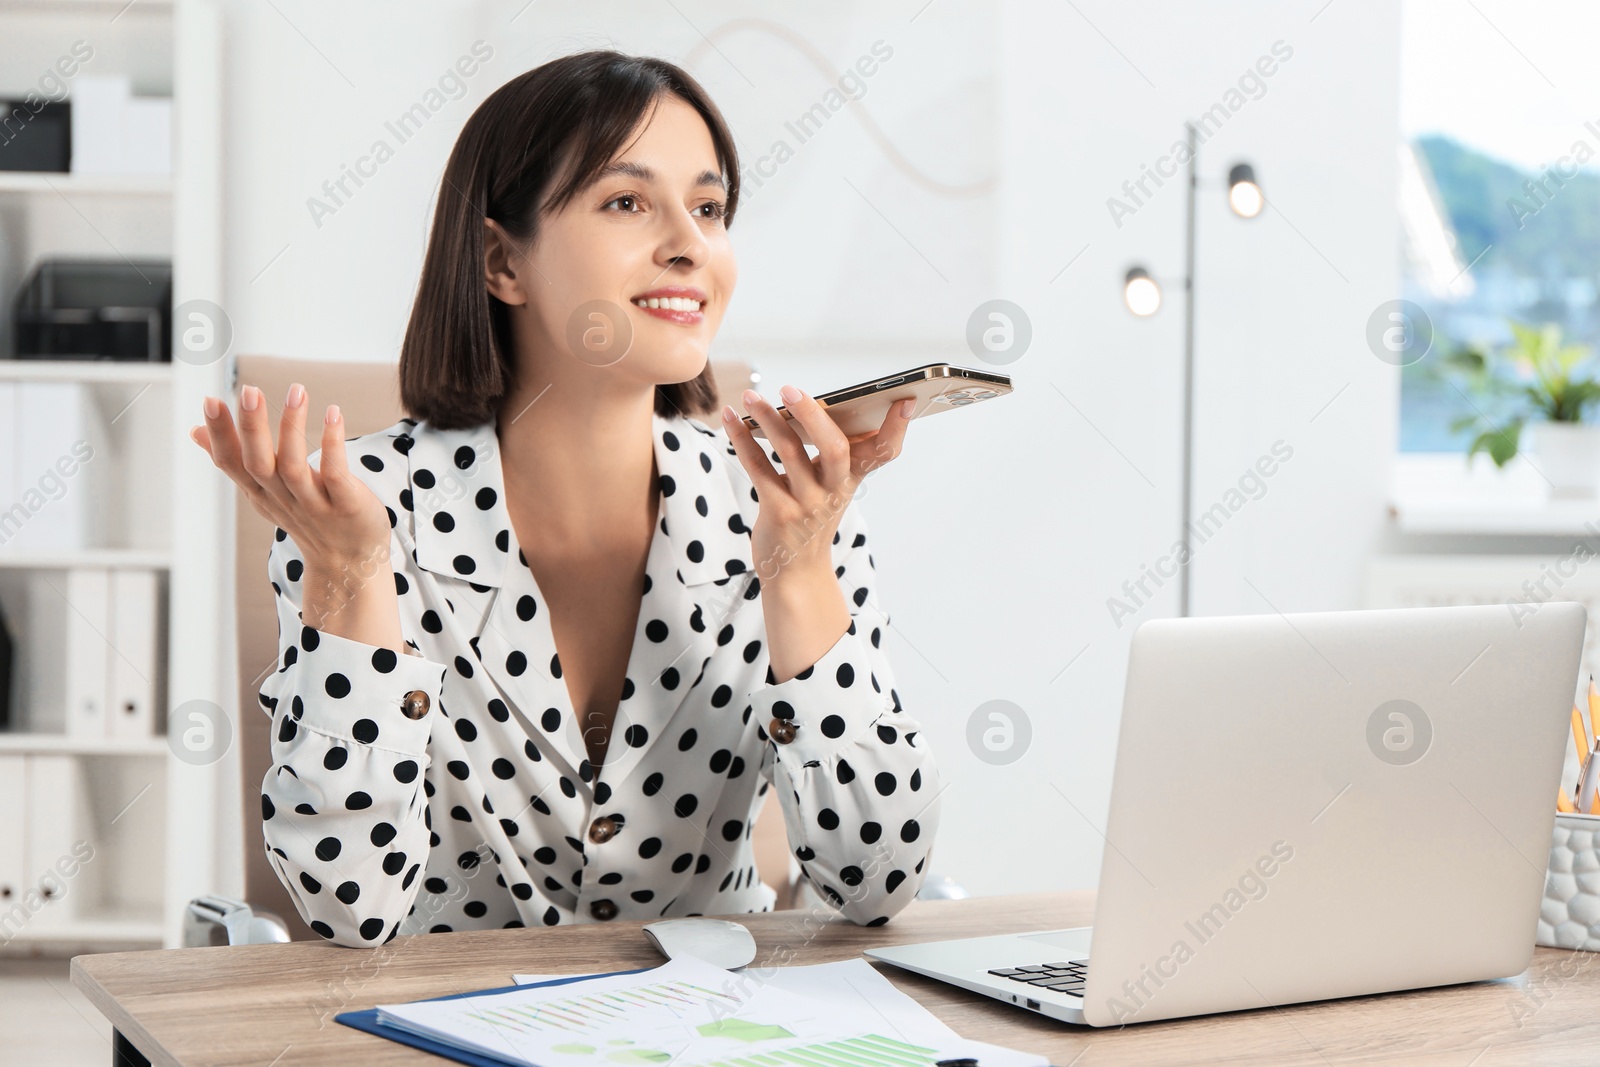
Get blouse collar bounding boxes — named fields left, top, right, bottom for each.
left=401, top=407, right=755, bottom=591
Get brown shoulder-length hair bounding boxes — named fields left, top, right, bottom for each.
left=398, top=50, right=741, bottom=430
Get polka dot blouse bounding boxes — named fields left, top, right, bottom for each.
left=257, top=409, right=944, bottom=947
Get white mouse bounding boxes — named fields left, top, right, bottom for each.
left=641, top=917, right=758, bottom=969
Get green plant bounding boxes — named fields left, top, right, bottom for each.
left=1444, top=319, right=1600, bottom=466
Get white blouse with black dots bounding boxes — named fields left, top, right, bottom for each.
left=256, top=409, right=944, bottom=947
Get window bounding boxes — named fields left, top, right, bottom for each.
left=1398, top=0, right=1600, bottom=452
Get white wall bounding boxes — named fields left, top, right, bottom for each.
left=216, top=0, right=1400, bottom=900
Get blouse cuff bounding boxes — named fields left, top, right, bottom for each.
left=276, top=623, right=447, bottom=756
left=748, top=623, right=895, bottom=765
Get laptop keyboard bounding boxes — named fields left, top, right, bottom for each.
left=988, top=959, right=1089, bottom=998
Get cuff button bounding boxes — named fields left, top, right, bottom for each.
left=769, top=718, right=797, bottom=744
left=401, top=690, right=431, bottom=719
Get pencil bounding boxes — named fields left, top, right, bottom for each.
left=1588, top=676, right=1599, bottom=747
left=1574, top=705, right=1589, bottom=767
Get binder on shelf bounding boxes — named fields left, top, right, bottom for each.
left=107, top=569, right=159, bottom=739
left=24, top=755, right=94, bottom=928
left=63, top=569, right=110, bottom=739
left=0, top=756, right=25, bottom=931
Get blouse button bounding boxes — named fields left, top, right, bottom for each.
left=588, top=816, right=618, bottom=844
left=401, top=690, right=431, bottom=720
left=769, top=718, right=797, bottom=744
left=590, top=899, right=618, bottom=921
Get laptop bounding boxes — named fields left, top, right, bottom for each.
left=865, top=602, right=1587, bottom=1026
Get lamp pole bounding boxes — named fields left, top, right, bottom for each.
left=1122, top=132, right=1260, bottom=617
left=1179, top=121, right=1198, bottom=618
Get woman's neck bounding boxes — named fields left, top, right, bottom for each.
left=494, top=376, right=659, bottom=554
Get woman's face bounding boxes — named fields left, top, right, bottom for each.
left=507, top=93, right=737, bottom=394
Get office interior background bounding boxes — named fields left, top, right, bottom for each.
left=3, top=0, right=1598, bottom=1059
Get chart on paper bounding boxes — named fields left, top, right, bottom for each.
left=681, top=1031, right=950, bottom=1067
left=465, top=976, right=738, bottom=1036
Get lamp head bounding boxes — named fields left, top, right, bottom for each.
left=1227, top=162, right=1263, bottom=218
left=1123, top=267, right=1161, bottom=316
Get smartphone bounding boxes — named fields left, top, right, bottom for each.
left=738, top=363, right=1013, bottom=446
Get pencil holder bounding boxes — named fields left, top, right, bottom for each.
left=1538, top=812, right=1600, bottom=951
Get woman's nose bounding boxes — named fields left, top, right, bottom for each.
left=656, top=210, right=710, bottom=268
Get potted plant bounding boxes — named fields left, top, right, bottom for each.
left=1445, top=320, right=1600, bottom=497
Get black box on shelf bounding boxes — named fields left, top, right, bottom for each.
left=0, top=595, right=12, bottom=731
left=12, top=259, right=173, bottom=362
left=0, top=99, right=71, bottom=173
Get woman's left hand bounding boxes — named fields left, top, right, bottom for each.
left=722, top=384, right=913, bottom=587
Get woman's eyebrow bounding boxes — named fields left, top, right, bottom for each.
left=593, top=160, right=725, bottom=190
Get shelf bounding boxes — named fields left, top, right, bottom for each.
left=1389, top=453, right=1600, bottom=536
left=0, top=904, right=164, bottom=949
left=1390, top=499, right=1600, bottom=537
left=0, top=548, right=170, bottom=570
left=0, top=172, right=172, bottom=196
left=0, top=360, right=172, bottom=385
left=0, top=733, right=167, bottom=757
left=0, top=0, right=172, bottom=9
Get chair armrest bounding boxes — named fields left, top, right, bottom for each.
left=184, top=894, right=292, bottom=947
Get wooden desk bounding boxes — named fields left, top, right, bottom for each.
left=72, top=891, right=1600, bottom=1066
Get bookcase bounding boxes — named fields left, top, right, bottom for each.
left=0, top=0, right=223, bottom=956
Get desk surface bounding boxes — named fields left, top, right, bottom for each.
left=72, top=891, right=1600, bottom=1066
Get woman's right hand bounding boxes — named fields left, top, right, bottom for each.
left=189, top=382, right=394, bottom=579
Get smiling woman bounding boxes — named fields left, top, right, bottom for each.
left=398, top=51, right=742, bottom=428
left=191, top=49, right=938, bottom=947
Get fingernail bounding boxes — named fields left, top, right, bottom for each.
left=187, top=426, right=200, bottom=445
left=202, top=396, right=220, bottom=420
left=286, top=383, right=305, bottom=408
left=721, top=404, right=737, bottom=423
left=240, top=385, right=259, bottom=412
left=326, top=404, right=341, bottom=425
left=742, top=388, right=760, bottom=408
left=779, top=384, right=801, bottom=404
left=900, top=398, right=915, bottom=417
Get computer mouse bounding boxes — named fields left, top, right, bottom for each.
left=641, top=917, right=758, bottom=969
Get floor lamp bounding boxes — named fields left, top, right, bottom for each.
left=1122, top=120, right=1263, bottom=617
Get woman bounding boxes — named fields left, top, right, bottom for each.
left=189, top=50, right=942, bottom=947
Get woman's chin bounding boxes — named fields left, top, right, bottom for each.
left=634, top=347, right=711, bottom=387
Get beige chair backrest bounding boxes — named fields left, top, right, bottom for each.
left=231, top=356, right=786, bottom=940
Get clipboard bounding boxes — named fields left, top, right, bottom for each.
left=335, top=966, right=652, bottom=1066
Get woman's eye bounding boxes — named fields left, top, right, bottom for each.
left=606, top=195, right=639, bottom=213
left=698, top=201, right=727, bottom=220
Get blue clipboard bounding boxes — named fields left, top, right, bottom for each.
left=335, top=966, right=653, bottom=1066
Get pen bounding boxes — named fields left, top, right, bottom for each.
left=1579, top=734, right=1600, bottom=815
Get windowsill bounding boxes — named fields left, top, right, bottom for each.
left=1390, top=452, right=1600, bottom=536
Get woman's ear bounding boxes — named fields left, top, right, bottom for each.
left=484, top=218, right=528, bottom=306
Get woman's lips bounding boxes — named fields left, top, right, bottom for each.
left=634, top=302, right=705, bottom=326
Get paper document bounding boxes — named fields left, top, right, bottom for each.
left=379, top=955, right=1048, bottom=1067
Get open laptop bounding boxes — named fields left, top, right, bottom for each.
left=866, top=602, right=1587, bottom=1026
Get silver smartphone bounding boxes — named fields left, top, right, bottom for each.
left=737, top=363, right=1013, bottom=446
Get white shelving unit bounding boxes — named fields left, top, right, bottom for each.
left=0, top=0, right=217, bottom=957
